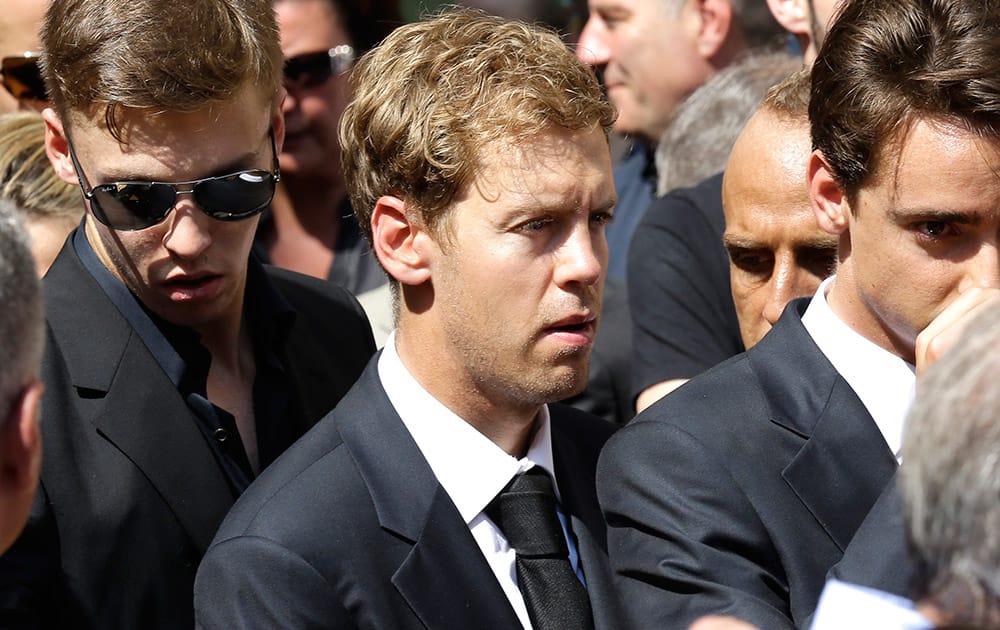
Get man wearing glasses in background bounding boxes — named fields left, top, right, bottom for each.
left=255, top=0, right=390, bottom=298
left=0, top=0, right=375, bottom=627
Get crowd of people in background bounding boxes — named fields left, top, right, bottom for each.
left=0, top=0, right=999, bottom=628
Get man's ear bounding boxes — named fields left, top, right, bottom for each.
left=370, top=195, right=433, bottom=287
left=766, top=0, right=810, bottom=37
left=0, top=381, right=43, bottom=494
left=808, top=150, right=850, bottom=235
left=42, top=108, right=80, bottom=187
left=271, top=91, right=287, bottom=154
left=694, top=0, right=736, bottom=60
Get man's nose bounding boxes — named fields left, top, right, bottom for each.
left=162, top=198, right=212, bottom=261
left=762, top=255, right=815, bottom=325
left=555, top=222, right=604, bottom=289
left=576, top=17, right=611, bottom=66
left=959, top=240, right=1000, bottom=292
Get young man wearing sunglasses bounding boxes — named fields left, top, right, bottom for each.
left=0, top=0, right=375, bottom=628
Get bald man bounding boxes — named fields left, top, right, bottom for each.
left=722, top=69, right=836, bottom=348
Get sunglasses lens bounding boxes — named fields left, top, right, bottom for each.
left=283, top=52, right=333, bottom=89
left=1, top=57, right=46, bottom=101
left=92, top=183, right=176, bottom=230
left=196, top=171, right=275, bottom=220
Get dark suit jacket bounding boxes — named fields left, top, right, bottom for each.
left=826, top=474, right=914, bottom=597
left=195, top=359, right=624, bottom=629
left=598, top=299, right=898, bottom=629
left=628, top=173, right=744, bottom=399
left=0, top=240, right=375, bottom=629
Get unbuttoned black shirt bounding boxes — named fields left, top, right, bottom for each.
left=74, top=228, right=299, bottom=495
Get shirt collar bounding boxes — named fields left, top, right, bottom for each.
left=73, top=226, right=297, bottom=388
left=801, top=276, right=915, bottom=460
left=377, top=332, right=559, bottom=524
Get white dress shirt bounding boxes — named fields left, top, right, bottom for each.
left=810, top=579, right=932, bottom=630
left=801, top=277, right=916, bottom=461
left=377, top=333, right=582, bottom=630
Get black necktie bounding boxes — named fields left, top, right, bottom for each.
left=485, top=467, right=595, bottom=630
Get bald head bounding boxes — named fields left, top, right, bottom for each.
left=0, top=0, right=47, bottom=113
left=722, top=106, right=836, bottom=347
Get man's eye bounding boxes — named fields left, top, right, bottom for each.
left=591, top=211, right=614, bottom=227
left=914, top=221, right=957, bottom=241
left=798, top=247, right=838, bottom=278
left=518, top=218, right=551, bottom=233
left=729, top=250, right=773, bottom=275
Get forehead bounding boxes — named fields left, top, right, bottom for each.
left=873, top=118, right=1000, bottom=209
left=68, top=88, right=273, bottom=181
left=276, top=0, right=350, bottom=54
left=463, top=126, right=614, bottom=212
left=724, top=114, right=811, bottom=212
left=589, top=0, right=673, bottom=17
left=0, top=0, right=46, bottom=55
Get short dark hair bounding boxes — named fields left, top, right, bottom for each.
left=809, top=0, right=1000, bottom=203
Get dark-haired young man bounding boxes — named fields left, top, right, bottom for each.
left=0, top=0, right=375, bottom=627
left=598, top=0, right=1000, bottom=627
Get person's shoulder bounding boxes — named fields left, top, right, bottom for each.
left=635, top=172, right=724, bottom=240
left=265, top=265, right=375, bottom=353
left=620, top=350, right=767, bottom=444
left=213, top=408, right=358, bottom=543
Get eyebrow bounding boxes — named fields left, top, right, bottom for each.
left=723, top=234, right=837, bottom=250
left=886, top=206, right=987, bottom=225
left=596, top=195, right=618, bottom=213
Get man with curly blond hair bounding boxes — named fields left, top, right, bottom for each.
left=195, top=9, right=624, bottom=629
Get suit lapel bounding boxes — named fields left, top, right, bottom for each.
left=780, top=376, right=897, bottom=551
left=335, top=365, right=521, bottom=629
left=751, top=300, right=898, bottom=551
left=44, top=241, right=235, bottom=553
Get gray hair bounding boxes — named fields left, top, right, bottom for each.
left=0, top=200, right=43, bottom=423
left=656, top=50, right=800, bottom=195
left=901, top=300, right=1000, bottom=627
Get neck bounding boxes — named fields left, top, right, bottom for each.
left=825, top=266, right=917, bottom=364
left=195, top=307, right=248, bottom=372
left=394, top=322, right=542, bottom=458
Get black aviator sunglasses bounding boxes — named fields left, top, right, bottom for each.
left=68, top=129, right=281, bottom=231
left=283, top=45, right=354, bottom=90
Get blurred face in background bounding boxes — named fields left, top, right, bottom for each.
left=577, top=0, right=712, bottom=144
left=275, top=0, right=352, bottom=186
left=723, top=109, right=836, bottom=347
